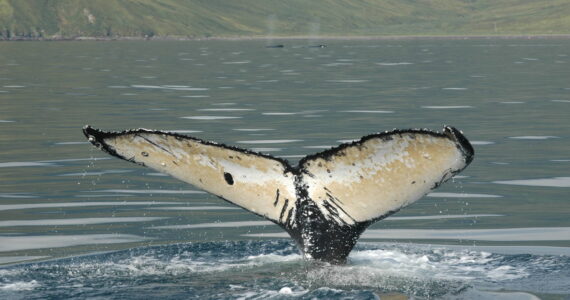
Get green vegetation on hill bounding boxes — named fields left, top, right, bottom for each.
left=1, top=0, right=569, bottom=39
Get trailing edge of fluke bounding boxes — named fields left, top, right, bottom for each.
left=83, top=125, right=474, bottom=263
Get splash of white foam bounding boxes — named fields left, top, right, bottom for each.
left=0, top=280, right=40, bottom=291
left=305, top=246, right=530, bottom=288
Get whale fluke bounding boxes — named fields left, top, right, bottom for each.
left=83, top=125, right=473, bottom=263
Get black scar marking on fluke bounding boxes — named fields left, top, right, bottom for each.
left=324, top=187, right=344, bottom=204
left=325, top=193, right=356, bottom=223
left=322, top=200, right=343, bottom=222
left=279, top=199, right=289, bottom=222
left=273, top=189, right=280, bottom=206
left=223, top=172, right=234, bottom=185
left=136, top=134, right=175, bottom=156
left=82, top=125, right=474, bottom=264
left=285, top=203, right=294, bottom=225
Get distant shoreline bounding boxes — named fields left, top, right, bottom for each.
left=2, top=34, right=570, bottom=42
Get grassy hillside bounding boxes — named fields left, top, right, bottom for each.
left=1, top=0, right=569, bottom=39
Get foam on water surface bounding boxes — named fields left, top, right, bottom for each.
left=0, top=241, right=567, bottom=299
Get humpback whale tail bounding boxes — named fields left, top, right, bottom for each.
left=83, top=125, right=473, bottom=264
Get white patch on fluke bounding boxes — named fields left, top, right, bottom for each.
left=300, top=132, right=466, bottom=225
left=97, top=130, right=297, bottom=224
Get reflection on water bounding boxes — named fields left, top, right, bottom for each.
left=509, top=135, right=559, bottom=140
left=92, top=189, right=206, bottom=194
left=422, top=105, right=473, bottom=109
left=236, top=139, right=303, bottom=144
left=340, top=110, right=394, bottom=113
left=0, top=202, right=181, bottom=211
left=0, top=234, right=148, bottom=252
left=244, top=227, right=570, bottom=242
left=0, top=217, right=166, bottom=227
left=427, top=192, right=502, bottom=198
left=0, top=256, right=49, bottom=265
left=0, top=162, right=56, bottom=168
left=494, top=177, right=570, bottom=187
left=152, top=220, right=273, bottom=229
left=150, top=206, right=239, bottom=211
left=152, top=214, right=503, bottom=230
left=0, top=39, right=569, bottom=298
left=360, top=227, right=570, bottom=241
left=471, top=141, right=494, bottom=145
left=181, top=115, right=242, bottom=120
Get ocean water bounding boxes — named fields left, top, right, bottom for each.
left=0, top=39, right=569, bottom=299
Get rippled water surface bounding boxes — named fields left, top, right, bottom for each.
left=1, top=39, right=569, bottom=299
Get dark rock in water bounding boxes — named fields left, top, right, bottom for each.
left=266, top=44, right=284, bottom=48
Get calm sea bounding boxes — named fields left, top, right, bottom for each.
left=0, top=39, right=569, bottom=299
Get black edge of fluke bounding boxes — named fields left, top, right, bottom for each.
left=82, top=125, right=297, bottom=173
left=82, top=125, right=124, bottom=159
left=297, top=126, right=475, bottom=167
left=442, top=125, right=475, bottom=166
left=83, top=125, right=103, bottom=147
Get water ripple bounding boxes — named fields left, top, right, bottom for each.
left=0, top=217, right=166, bottom=227
left=0, top=234, right=149, bottom=252
left=509, top=136, right=559, bottom=140
left=0, top=202, right=180, bottom=211
left=422, top=106, right=473, bottom=109
left=181, top=116, right=242, bottom=120
left=493, top=177, right=570, bottom=187
left=427, top=192, right=502, bottom=198
left=151, top=220, right=272, bottom=230
left=236, top=139, right=302, bottom=144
